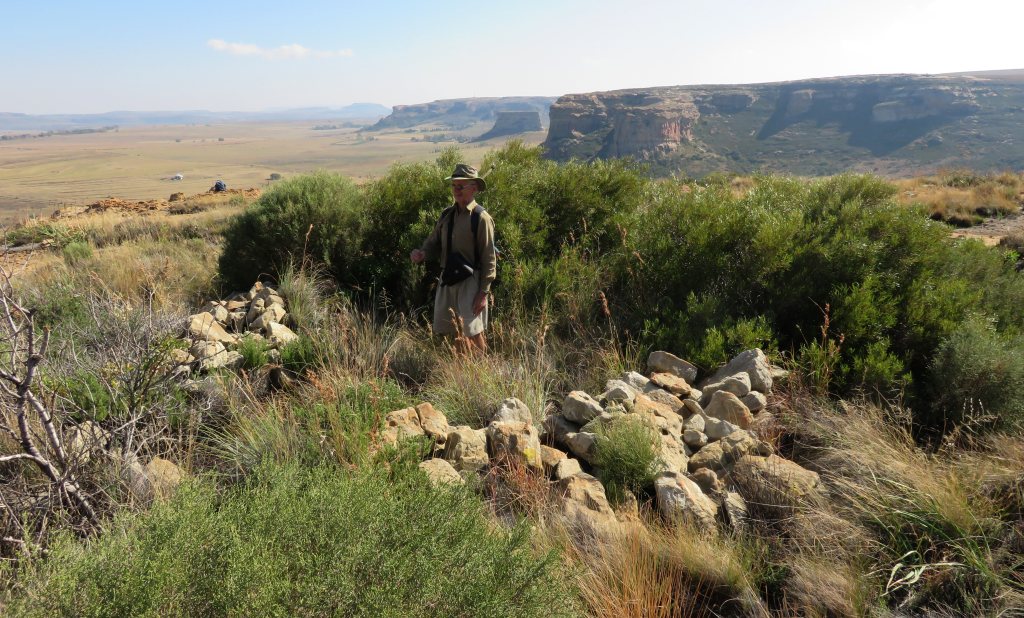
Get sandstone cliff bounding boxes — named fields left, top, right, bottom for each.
left=476, top=111, right=543, bottom=141
left=543, top=71, right=1024, bottom=176
left=368, top=96, right=555, bottom=131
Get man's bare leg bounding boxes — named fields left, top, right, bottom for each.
left=467, top=332, right=487, bottom=354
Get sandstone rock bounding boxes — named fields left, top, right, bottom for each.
left=190, top=340, right=226, bottom=370
left=415, top=402, right=449, bottom=442
left=580, top=410, right=625, bottom=435
left=683, top=428, right=708, bottom=449
left=444, top=426, right=489, bottom=473
left=554, top=457, right=583, bottom=480
left=601, top=380, right=637, bottom=404
left=251, top=304, right=287, bottom=331
left=265, top=322, right=299, bottom=346
left=225, top=299, right=247, bottom=312
left=650, top=372, right=694, bottom=396
left=200, top=301, right=229, bottom=324
left=683, top=413, right=706, bottom=433
left=647, top=351, right=698, bottom=383
left=145, top=457, right=183, bottom=501
left=477, top=110, right=543, bottom=140
left=66, top=421, right=111, bottom=465
left=563, top=431, right=598, bottom=464
left=723, top=491, right=750, bottom=534
left=168, top=347, right=194, bottom=366
left=641, top=387, right=687, bottom=413
left=221, top=351, right=245, bottom=372
left=245, top=298, right=266, bottom=324
left=487, top=422, right=544, bottom=471
left=682, top=399, right=704, bottom=418
left=702, top=349, right=772, bottom=394
left=688, top=430, right=769, bottom=473
left=563, top=391, right=604, bottom=424
left=620, top=371, right=650, bottom=391
left=542, top=413, right=580, bottom=444
left=740, top=391, right=767, bottom=413
left=705, top=391, right=754, bottom=429
left=169, top=192, right=184, bottom=201
left=188, top=313, right=235, bottom=344
left=688, top=468, right=723, bottom=496
left=732, top=455, right=822, bottom=506
left=555, top=472, right=619, bottom=535
left=492, top=397, right=533, bottom=425
left=630, top=394, right=682, bottom=436
left=541, top=445, right=568, bottom=476
left=660, top=433, right=689, bottom=474
left=419, top=459, right=464, bottom=486
left=228, top=310, right=247, bottom=333
left=704, top=417, right=739, bottom=441
left=655, top=471, right=718, bottom=528
left=382, top=407, right=425, bottom=446
left=700, top=373, right=751, bottom=404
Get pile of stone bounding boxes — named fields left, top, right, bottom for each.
left=169, top=281, right=300, bottom=378
left=392, top=348, right=823, bottom=536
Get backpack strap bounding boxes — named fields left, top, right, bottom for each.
left=445, top=205, right=485, bottom=268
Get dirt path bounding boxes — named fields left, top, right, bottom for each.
left=950, top=209, right=1024, bottom=246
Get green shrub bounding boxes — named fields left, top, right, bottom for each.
left=235, top=336, right=270, bottom=370
left=594, top=416, right=663, bottom=504
left=217, top=171, right=364, bottom=291
left=61, top=240, right=92, bottom=266
left=55, top=369, right=115, bottom=421
left=9, top=464, right=574, bottom=617
left=927, top=318, right=1024, bottom=430
left=279, top=335, right=318, bottom=375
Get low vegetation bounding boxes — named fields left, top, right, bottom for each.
left=2, top=144, right=1024, bottom=616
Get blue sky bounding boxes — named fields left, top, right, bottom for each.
left=4, top=0, right=1022, bottom=114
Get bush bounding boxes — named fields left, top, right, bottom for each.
left=927, top=318, right=1024, bottom=430
left=61, top=240, right=92, bottom=266
left=218, top=171, right=363, bottom=291
left=594, top=416, right=663, bottom=504
left=235, top=336, right=271, bottom=370
left=9, top=464, right=574, bottom=617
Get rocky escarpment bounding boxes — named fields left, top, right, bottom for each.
left=367, top=96, right=555, bottom=130
left=543, top=71, right=1024, bottom=176
left=475, top=111, right=543, bottom=141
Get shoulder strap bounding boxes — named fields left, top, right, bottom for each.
left=471, top=207, right=485, bottom=267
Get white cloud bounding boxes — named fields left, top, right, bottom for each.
left=207, top=39, right=353, bottom=60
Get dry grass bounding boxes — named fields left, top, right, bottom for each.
left=896, top=171, right=1024, bottom=226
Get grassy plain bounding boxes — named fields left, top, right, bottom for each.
left=0, top=120, right=546, bottom=223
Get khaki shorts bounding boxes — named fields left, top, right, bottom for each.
left=432, top=277, right=488, bottom=337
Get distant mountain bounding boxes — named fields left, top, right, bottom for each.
left=0, top=103, right=391, bottom=132
left=366, top=97, right=556, bottom=131
left=543, top=70, right=1024, bottom=176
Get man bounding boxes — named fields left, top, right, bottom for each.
left=410, top=163, right=496, bottom=352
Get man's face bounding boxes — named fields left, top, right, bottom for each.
left=451, top=180, right=478, bottom=207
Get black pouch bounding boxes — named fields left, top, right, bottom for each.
left=441, top=252, right=475, bottom=286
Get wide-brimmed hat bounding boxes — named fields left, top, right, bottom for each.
left=445, top=163, right=486, bottom=192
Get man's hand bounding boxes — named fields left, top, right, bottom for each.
left=472, top=291, right=487, bottom=315
left=410, top=249, right=425, bottom=264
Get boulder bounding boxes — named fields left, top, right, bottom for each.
left=601, top=380, right=637, bottom=404
left=225, top=299, right=247, bottom=312
left=740, top=391, right=768, bottom=413
left=682, top=399, right=704, bottom=418
left=415, top=402, right=449, bottom=442
left=168, top=346, right=193, bottom=366
left=200, top=301, right=230, bottom=324
left=486, top=421, right=544, bottom=471
left=492, top=397, right=533, bottom=425
left=443, top=426, right=489, bottom=472
left=228, top=310, right=247, bottom=333
left=683, top=413, right=706, bottom=433
left=555, top=473, right=619, bottom=535
left=689, top=430, right=770, bottom=473
left=704, top=417, right=739, bottom=441
left=188, top=313, right=235, bottom=344
left=251, top=304, right=287, bottom=331
left=630, top=394, right=682, bottom=436
left=245, top=298, right=266, bottom=324
left=649, top=372, right=695, bottom=397
left=190, top=340, right=227, bottom=371
left=145, top=457, right=183, bottom=501
left=641, top=387, right=687, bottom=412
left=265, top=322, right=299, bottom=346
left=562, top=391, right=604, bottom=424
left=647, top=351, right=698, bottom=383
left=705, top=391, right=754, bottom=429
left=382, top=407, right=425, bottom=446
left=66, top=421, right=111, bottom=465
left=660, top=433, right=690, bottom=474
left=688, top=468, right=723, bottom=496
left=731, top=455, right=822, bottom=506
left=554, top=457, right=583, bottom=480
left=541, top=445, right=568, bottom=476
left=722, top=491, right=750, bottom=534
left=563, top=431, right=598, bottom=464
left=702, top=349, right=773, bottom=394
left=620, top=371, right=651, bottom=391
left=655, top=471, right=718, bottom=528
left=683, top=428, right=708, bottom=449
left=419, top=459, right=464, bottom=486
left=542, top=413, right=580, bottom=444
left=700, top=373, right=751, bottom=404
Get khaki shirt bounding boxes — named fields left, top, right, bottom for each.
left=420, top=200, right=497, bottom=293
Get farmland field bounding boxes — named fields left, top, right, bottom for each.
left=0, top=120, right=546, bottom=224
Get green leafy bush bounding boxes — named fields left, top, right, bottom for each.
left=61, top=240, right=92, bottom=266
left=235, top=336, right=271, bottom=370
left=10, top=464, right=574, bottom=618
left=218, top=171, right=364, bottom=291
left=594, top=416, right=663, bottom=504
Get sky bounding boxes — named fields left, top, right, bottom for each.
left=3, top=0, right=1023, bottom=114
